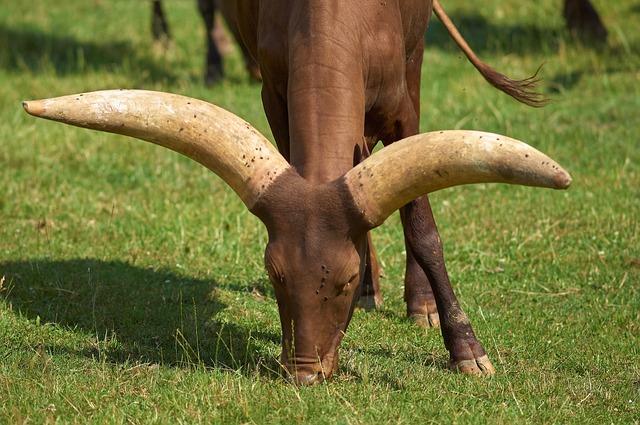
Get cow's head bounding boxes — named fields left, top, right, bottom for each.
left=23, top=90, right=571, bottom=384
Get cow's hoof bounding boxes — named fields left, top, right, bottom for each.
left=409, top=312, right=440, bottom=328
left=204, top=73, right=223, bottom=87
left=204, top=67, right=224, bottom=87
left=357, top=294, right=382, bottom=311
left=449, top=355, right=495, bottom=376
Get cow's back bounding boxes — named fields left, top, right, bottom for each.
left=226, top=0, right=433, bottom=181
left=226, top=0, right=432, bottom=82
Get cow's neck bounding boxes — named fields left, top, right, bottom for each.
left=286, top=1, right=366, bottom=185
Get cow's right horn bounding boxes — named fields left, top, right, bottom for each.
left=343, top=130, right=571, bottom=228
left=23, top=89, right=290, bottom=209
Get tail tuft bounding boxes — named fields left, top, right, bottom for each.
left=432, top=0, right=549, bottom=107
left=476, top=63, right=549, bottom=107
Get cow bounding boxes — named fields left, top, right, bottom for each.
left=24, top=0, right=571, bottom=385
left=151, top=0, right=260, bottom=85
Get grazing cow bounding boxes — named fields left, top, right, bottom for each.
left=151, top=0, right=260, bottom=84
left=24, top=0, right=571, bottom=384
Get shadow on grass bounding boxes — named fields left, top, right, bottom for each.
left=543, top=49, right=640, bottom=94
left=1, top=258, right=452, bottom=383
left=424, top=11, right=640, bottom=58
left=1, top=259, right=283, bottom=378
left=345, top=346, right=444, bottom=390
left=0, top=24, right=176, bottom=83
left=425, top=12, right=563, bottom=55
left=546, top=69, right=585, bottom=93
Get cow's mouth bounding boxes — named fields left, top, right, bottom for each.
left=284, top=351, right=339, bottom=386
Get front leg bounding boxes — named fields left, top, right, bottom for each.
left=404, top=244, right=440, bottom=328
left=401, top=196, right=495, bottom=375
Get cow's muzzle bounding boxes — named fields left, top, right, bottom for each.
left=283, top=351, right=339, bottom=386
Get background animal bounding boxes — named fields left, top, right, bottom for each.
left=151, top=0, right=260, bottom=84
left=563, top=0, right=608, bottom=42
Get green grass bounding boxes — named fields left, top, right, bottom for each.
left=1, top=0, right=639, bottom=423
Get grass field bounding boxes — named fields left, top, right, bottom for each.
left=1, top=0, right=639, bottom=423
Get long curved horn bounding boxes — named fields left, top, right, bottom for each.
left=23, top=89, right=290, bottom=209
left=343, top=130, right=571, bottom=228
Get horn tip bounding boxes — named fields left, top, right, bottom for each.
left=23, top=100, right=44, bottom=117
left=554, top=170, right=572, bottom=189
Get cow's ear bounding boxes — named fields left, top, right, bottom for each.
left=23, top=90, right=291, bottom=210
left=341, top=130, right=571, bottom=229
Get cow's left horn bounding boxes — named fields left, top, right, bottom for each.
left=23, top=90, right=290, bottom=209
left=343, top=130, right=571, bottom=228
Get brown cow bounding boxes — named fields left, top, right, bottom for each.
left=24, top=0, right=571, bottom=384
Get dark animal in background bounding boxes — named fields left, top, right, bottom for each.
left=25, top=0, right=571, bottom=384
left=151, top=0, right=171, bottom=45
left=563, top=0, right=608, bottom=42
left=151, top=0, right=260, bottom=85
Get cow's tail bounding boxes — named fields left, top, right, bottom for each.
left=432, top=0, right=548, bottom=107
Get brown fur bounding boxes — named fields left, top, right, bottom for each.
left=473, top=63, right=548, bottom=107
left=220, top=0, right=528, bottom=383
